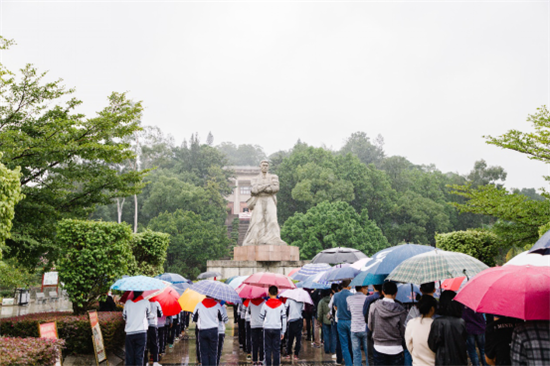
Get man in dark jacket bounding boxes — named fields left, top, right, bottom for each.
left=367, top=282, right=407, bottom=366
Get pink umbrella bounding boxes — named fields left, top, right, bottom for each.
left=236, top=284, right=269, bottom=299
left=243, top=272, right=296, bottom=290
left=280, top=288, right=313, bottom=305
left=287, top=268, right=301, bottom=277
left=441, top=276, right=467, bottom=291
left=455, top=265, right=550, bottom=320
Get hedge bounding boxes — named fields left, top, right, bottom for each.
left=0, top=337, right=65, bottom=366
left=435, top=229, right=499, bottom=266
left=0, top=311, right=124, bottom=355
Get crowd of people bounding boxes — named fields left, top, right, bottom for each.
left=120, top=281, right=550, bottom=366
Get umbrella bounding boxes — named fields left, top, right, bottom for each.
left=197, top=271, right=222, bottom=280
left=529, top=229, right=550, bottom=255
left=325, top=266, right=359, bottom=282
left=236, top=284, right=269, bottom=299
left=225, top=276, right=238, bottom=284
left=441, top=276, right=467, bottom=291
left=178, top=289, right=206, bottom=312
left=243, top=272, right=296, bottom=290
left=297, top=272, right=331, bottom=290
left=280, top=288, right=314, bottom=305
left=287, top=268, right=301, bottom=278
left=291, top=263, right=332, bottom=281
left=505, top=251, right=550, bottom=267
left=155, top=273, right=188, bottom=284
left=171, top=282, right=191, bottom=295
left=386, top=249, right=489, bottom=284
left=318, top=264, right=350, bottom=283
left=149, top=286, right=183, bottom=316
left=228, top=275, right=249, bottom=289
left=396, top=283, right=421, bottom=304
left=311, top=247, right=367, bottom=264
left=191, top=280, right=242, bottom=304
left=455, top=265, right=550, bottom=320
left=361, top=244, right=435, bottom=276
left=350, top=257, right=371, bottom=270
left=350, top=273, right=386, bottom=287
left=111, top=276, right=168, bottom=292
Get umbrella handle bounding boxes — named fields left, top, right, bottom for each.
left=462, top=269, right=469, bottom=281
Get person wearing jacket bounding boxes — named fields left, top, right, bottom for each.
left=368, top=282, right=407, bottom=366
left=462, top=306, right=488, bottom=366
left=285, top=298, right=304, bottom=360
left=193, top=297, right=229, bottom=366
left=122, top=291, right=151, bottom=366
left=217, top=303, right=228, bottom=366
left=427, top=290, right=468, bottom=366
left=249, top=297, right=266, bottom=365
left=245, top=299, right=252, bottom=360
left=259, top=286, right=287, bottom=366
left=144, top=301, right=163, bottom=366
left=405, top=295, right=437, bottom=366
left=317, top=289, right=335, bottom=355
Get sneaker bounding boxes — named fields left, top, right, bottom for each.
left=169, top=344, right=174, bottom=348
left=283, top=355, right=291, bottom=360
left=153, top=363, right=162, bottom=366
left=332, top=354, right=337, bottom=359
left=246, top=354, right=252, bottom=361
left=293, top=355, right=300, bottom=361
left=312, top=343, right=321, bottom=348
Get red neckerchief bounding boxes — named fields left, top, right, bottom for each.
left=251, top=298, right=264, bottom=306
left=265, top=298, right=283, bottom=309
left=243, top=299, right=250, bottom=307
left=202, top=298, right=218, bottom=308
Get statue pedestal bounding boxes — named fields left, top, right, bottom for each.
left=234, top=245, right=300, bottom=262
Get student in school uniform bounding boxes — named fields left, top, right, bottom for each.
left=123, top=291, right=151, bottom=366
left=217, top=302, right=228, bottom=366
left=249, top=297, right=266, bottom=365
left=245, top=299, right=252, bottom=361
left=259, top=286, right=287, bottom=366
left=144, top=300, right=163, bottom=366
left=193, top=297, right=229, bottom=366
left=285, top=298, right=304, bottom=361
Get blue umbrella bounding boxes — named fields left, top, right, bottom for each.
left=228, top=275, right=249, bottom=289
left=111, top=276, right=167, bottom=291
left=396, top=283, right=421, bottom=304
left=292, top=263, right=332, bottom=281
left=529, top=229, right=550, bottom=255
left=318, top=264, right=350, bottom=283
left=350, top=273, right=386, bottom=287
left=225, top=276, right=238, bottom=284
left=171, top=282, right=191, bottom=295
left=191, top=280, right=242, bottom=304
left=361, top=244, right=435, bottom=276
left=326, top=266, right=360, bottom=282
left=155, top=273, right=188, bottom=284
left=298, top=273, right=331, bottom=290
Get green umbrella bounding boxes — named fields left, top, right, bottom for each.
left=386, top=249, right=489, bottom=285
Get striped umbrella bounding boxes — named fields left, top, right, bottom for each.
left=292, top=263, right=332, bottom=281
left=297, top=272, right=331, bottom=290
left=191, top=280, right=242, bottom=304
left=386, top=249, right=489, bottom=285
left=318, top=264, right=350, bottom=283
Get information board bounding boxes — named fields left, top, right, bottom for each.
left=88, top=310, right=107, bottom=364
left=38, top=322, right=62, bottom=366
left=43, top=272, right=59, bottom=286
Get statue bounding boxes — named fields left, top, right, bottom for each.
left=242, top=160, right=287, bottom=246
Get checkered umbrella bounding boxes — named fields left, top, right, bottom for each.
left=386, top=249, right=489, bottom=285
left=190, top=280, right=242, bottom=304
left=111, top=276, right=168, bottom=292
left=291, top=263, right=332, bottom=281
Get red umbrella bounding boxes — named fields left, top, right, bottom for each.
left=243, top=272, right=296, bottom=290
left=236, top=284, right=269, bottom=299
left=287, top=268, right=300, bottom=277
left=441, top=276, right=466, bottom=291
left=149, top=286, right=182, bottom=316
left=455, top=265, right=550, bottom=320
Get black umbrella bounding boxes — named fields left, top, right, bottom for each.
left=529, top=229, right=550, bottom=255
left=311, top=247, right=367, bottom=264
left=197, top=271, right=222, bottom=280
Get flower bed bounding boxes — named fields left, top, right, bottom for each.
left=0, top=311, right=124, bottom=355
left=0, top=337, right=65, bottom=366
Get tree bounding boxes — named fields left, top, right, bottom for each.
left=339, top=131, right=385, bottom=166
left=466, top=159, right=507, bottom=188
left=281, top=201, right=389, bottom=260
left=206, top=131, right=214, bottom=146
left=435, top=230, right=500, bottom=267
left=0, top=39, right=146, bottom=268
left=148, top=210, right=231, bottom=279
left=56, top=220, right=134, bottom=314
left=216, top=142, right=267, bottom=166
left=127, top=230, right=170, bottom=277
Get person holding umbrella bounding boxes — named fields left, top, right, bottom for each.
left=144, top=300, right=163, bottom=366
left=259, top=286, right=287, bottom=366
left=285, top=297, right=304, bottom=361
left=193, top=296, right=229, bottom=366
left=249, top=297, right=266, bottom=366
left=122, top=291, right=152, bottom=366
left=217, top=302, right=228, bottom=366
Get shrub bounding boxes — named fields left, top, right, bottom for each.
left=0, top=311, right=124, bottom=356
left=128, top=230, right=170, bottom=276
left=57, top=219, right=134, bottom=314
left=0, top=337, right=65, bottom=366
left=435, top=230, right=499, bottom=266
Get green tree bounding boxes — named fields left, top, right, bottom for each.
left=217, top=142, right=267, bottom=166
left=56, top=220, right=134, bottom=314
left=339, top=131, right=385, bottom=166
left=127, top=230, right=170, bottom=277
left=435, top=230, right=500, bottom=267
left=466, top=159, right=507, bottom=188
left=281, top=201, right=389, bottom=260
left=148, top=210, right=230, bottom=279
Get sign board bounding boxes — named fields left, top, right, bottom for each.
left=88, top=311, right=107, bottom=365
left=39, top=322, right=62, bottom=366
left=2, top=298, right=15, bottom=306
left=43, top=272, right=59, bottom=286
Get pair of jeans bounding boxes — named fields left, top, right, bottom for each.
left=264, top=329, right=282, bottom=366
left=238, top=318, right=245, bottom=348
left=467, top=333, right=488, bottom=366
left=403, top=347, right=412, bottom=366
left=322, top=324, right=335, bottom=354
left=157, top=326, right=166, bottom=354
left=252, top=327, right=264, bottom=362
left=198, top=327, right=219, bottom=366
left=372, top=348, right=403, bottom=366
left=246, top=321, right=252, bottom=353
left=334, top=322, right=343, bottom=363
left=217, top=333, right=225, bottom=366
left=144, top=326, right=159, bottom=363
left=287, top=319, right=303, bottom=356
left=351, top=331, right=369, bottom=366
left=125, top=332, right=147, bottom=366
left=337, top=320, right=353, bottom=366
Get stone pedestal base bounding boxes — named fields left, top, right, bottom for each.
left=234, top=245, right=300, bottom=262
left=207, top=259, right=309, bottom=278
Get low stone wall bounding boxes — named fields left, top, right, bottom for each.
left=207, top=260, right=310, bottom=278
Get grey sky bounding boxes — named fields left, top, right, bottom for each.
left=2, top=1, right=548, bottom=190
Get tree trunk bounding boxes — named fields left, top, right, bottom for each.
left=134, top=194, right=138, bottom=233
left=116, top=197, right=126, bottom=224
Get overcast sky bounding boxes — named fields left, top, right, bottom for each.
left=1, top=0, right=548, bottom=190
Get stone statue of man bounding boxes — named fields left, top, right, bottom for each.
left=242, top=160, right=287, bottom=246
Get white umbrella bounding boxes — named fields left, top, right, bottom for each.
left=280, top=288, right=313, bottom=305
left=505, top=251, right=550, bottom=267
left=350, top=257, right=371, bottom=270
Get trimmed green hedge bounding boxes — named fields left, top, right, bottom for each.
left=0, top=311, right=124, bottom=355
left=0, top=337, right=65, bottom=366
left=435, top=230, right=499, bottom=266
